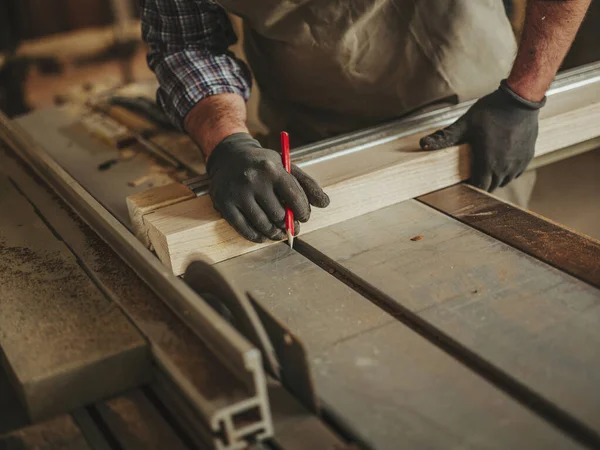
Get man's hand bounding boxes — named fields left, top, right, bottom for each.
left=420, top=0, right=591, bottom=192
left=420, top=81, right=545, bottom=192
left=184, top=94, right=329, bottom=243
left=207, top=133, right=330, bottom=243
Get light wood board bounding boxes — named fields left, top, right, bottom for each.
left=127, top=182, right=195, bottom=247
left=216, top=244, right=582, bottom=449
left=299, top=199, right=600, bottom=437
left=132, top=96, right=600, bottom=274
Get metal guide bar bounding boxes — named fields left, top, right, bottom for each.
left=183, top=61, right=600, bottom=196
left=0, top=113, right=274, bottom=450
left=292, top=61, right=600, bottom=165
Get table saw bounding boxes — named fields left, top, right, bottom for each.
left=1, top=62, right=600, bottom=450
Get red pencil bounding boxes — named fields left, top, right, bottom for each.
left=280, top=131, right=295, bottom=248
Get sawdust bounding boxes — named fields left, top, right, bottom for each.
left=0, top=238, right=82, bottom=289
left=59, top=213, right=245, bottom=398
left=0, top=153, right=245, bottom=397
left=0, top=234, right=139, bottom=373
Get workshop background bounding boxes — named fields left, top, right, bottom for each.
left=0, top=0, right=599, bottom=239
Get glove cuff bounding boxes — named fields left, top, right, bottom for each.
left=499, top=79, right=547, bottom=110
left=206, top=132, right=262, bottom=174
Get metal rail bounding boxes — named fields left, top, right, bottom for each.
left=293, top=61, right=600, bottom=166
left=0, top=114, right=274, bottom=450
left=183, top=61, right=600, bottom=196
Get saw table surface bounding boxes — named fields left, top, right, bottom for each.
left=217, top=192, right=600, bottom=449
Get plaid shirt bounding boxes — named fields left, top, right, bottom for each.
left=141, top=0, right=252, bottom=130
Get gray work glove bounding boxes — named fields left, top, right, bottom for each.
left=420, top=80, right=546, bottom=192
left=206, top=132, right=330, bottom=243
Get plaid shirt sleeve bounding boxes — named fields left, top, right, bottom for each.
left=141, top=0, right=252, bottom=130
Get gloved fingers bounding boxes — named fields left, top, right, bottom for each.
left=240, top=197, right=286, bottom=241
left=470, top=168, right=493, bottom=192
left=499, top=164, right=522, bottom=187
left=220, top=205, right=266, bottom=243
left=293, top=220, right=300, bottom=237
left=255, top=190, right=286, bottom=226
left=488, top=173, right=503, bottom=192
left=275, top=174, right=311, bottom=222
left=499, top=174, right=515, bottom=188
left=291, top=164, right=330, bottom=208
left=514, top=158, right=533, bottom=180
left=420, top=116, right=469, bottom=151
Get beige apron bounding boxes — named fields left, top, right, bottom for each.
left=219, top=0, right=517, bottom=145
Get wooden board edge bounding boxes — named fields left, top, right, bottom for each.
left=154, top=146, right=471, bottom=274
left=418, top=184, right=600, bottom=288
left=536, top=102, right=600, bottom=158
left=126, top=182, right=194, bottom=248
left=136, top=100, right=600, bottom=273
left=147, top=218, right=174, bottom=272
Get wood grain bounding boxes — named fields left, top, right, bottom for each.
left=216, top=245, right=581, bottom=450
left=150, top=140, right=470, bottom=272
left=127, top=183, right=195, bottom=247
left=299, top=199, right=600, bottom=439
left=136, top=96, right=600, bottom=273
left=419, top=184, right=600, bottom=288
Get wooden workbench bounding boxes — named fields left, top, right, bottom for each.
left=3, top=78, right=600, bottom=449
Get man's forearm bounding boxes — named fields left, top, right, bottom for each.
left=507, top=0, right=591, bottom=102
left=184, top=93, right=249, bottom=159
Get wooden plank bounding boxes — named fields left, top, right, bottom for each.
left=298, top=199, right=600, bottom=440
left=138, top=99, right=600, bottom=274
left=0, top=415, right=91, bottom=450
left=419, top=184, right=600, bottom=288
left=94, top=391, right=189, bottom=450
left=217, top=246, right=582, bottom=450
left=145, top=138, right=468, bottom=274
left=127, top=183, right=195, bottom=247
left=0, top=174, right=150, bottom=421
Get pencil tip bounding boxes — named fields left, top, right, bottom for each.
left=287, top=230, right=294, bottom=249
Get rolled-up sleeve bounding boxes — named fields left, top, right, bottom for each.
left=141, top=0, right=252, bottom=130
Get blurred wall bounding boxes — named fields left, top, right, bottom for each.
left=10, top=0, right=140, bottom=40
left=562, top=0, right=600, bottom=70
left=511, top=0, right=600, bottom=70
